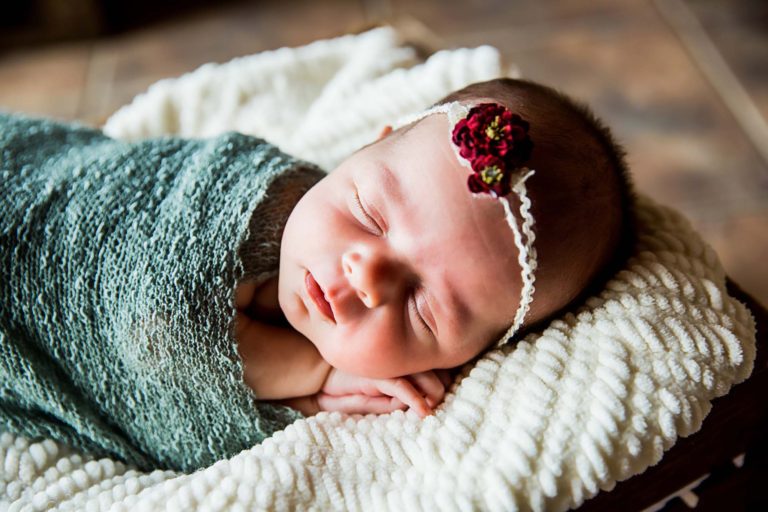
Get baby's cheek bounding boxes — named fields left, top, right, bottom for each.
left=333, top=326, right=405, bottom=378
left=322, top=325, right=360, bottom=364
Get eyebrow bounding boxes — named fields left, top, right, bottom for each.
left=374, top=163, right=472, bottom=337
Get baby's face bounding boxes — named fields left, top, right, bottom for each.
left=278, top=114, right=523, bottom=379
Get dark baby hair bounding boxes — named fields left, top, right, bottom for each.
left=434, top=78, right=637, bottom=328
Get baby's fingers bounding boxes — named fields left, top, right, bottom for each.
left=376, top=378, right=432, bottom=418
left=408, top=371, right=447, bottom=409
left=316, top=393, right=407, bottom=415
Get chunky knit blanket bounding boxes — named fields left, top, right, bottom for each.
left=1, top=27, right=757, bottom=512
left=0, top=113, right=324, bottom=473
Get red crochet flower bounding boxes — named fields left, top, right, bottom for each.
left=451, top=103, right=533, bottom=197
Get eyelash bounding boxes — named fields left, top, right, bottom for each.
left=409, top=290, right=433, bottom=337
left=353, top=188, right=383, bottom=235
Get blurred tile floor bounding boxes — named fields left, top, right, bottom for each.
left=0, top=0, right=766, bottom=307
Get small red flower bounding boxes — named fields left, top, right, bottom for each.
left=467, top=155, right=512, bottom=197
left=451, top=103, right=533, bottom=197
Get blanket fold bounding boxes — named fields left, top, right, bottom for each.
left=0, top=113, right=325, bottom=472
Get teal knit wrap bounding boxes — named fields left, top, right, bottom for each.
left=0, top=113, right=325, bottom=472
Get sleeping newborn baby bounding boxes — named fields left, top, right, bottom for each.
left=234, top=77, right=634, bottom=418
left=0, top=77, right=633, bottom=472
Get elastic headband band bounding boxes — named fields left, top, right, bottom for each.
left=394, top=102, right=537, bottom=347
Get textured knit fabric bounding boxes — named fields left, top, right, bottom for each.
left=0, top=28, right=758, bottom=512
left=0, top=112, right=325, bottom=472
left=0, top=196, right=756, bottom=512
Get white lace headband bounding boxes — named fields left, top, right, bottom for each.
left=394, top=102, right=537, bottom=347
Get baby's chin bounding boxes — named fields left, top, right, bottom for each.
left=333, top=352, right=433, bottom=379
left=313, top=343, right=395, bottom=378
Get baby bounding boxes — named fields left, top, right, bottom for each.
left=0, top=77, right=634, bottom=472
left=234, top=77, right=635, bottom=419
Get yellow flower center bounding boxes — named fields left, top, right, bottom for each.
left=480, top=165, right=504, bottom=185
left=485, top=116, right=502, bottom=140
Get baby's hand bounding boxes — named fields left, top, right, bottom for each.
left=317, top=368, right=453, bottom=418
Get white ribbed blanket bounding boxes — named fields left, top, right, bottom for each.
left=1, top=27, right=756, bottom=512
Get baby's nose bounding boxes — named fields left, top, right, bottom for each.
left=341, top=249, right=404, bottom=308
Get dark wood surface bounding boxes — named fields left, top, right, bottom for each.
left=579, top=279, right=768, bottom=511
left=1, top=0, right=766, bottom=310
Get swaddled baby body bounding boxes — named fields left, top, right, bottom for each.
left=0, top=78, right=633, bottom=472
left=235, top=77, right=635, bottom=419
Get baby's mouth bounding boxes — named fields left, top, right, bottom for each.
left=305, top=271, right=336, bottom=323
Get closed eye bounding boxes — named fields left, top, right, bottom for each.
left=352, top=187, right=383, bottom=236
left=409, top=290, right=434, bottom=338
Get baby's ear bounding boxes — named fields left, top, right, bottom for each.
left=377, top=125, right=393, bottom=141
